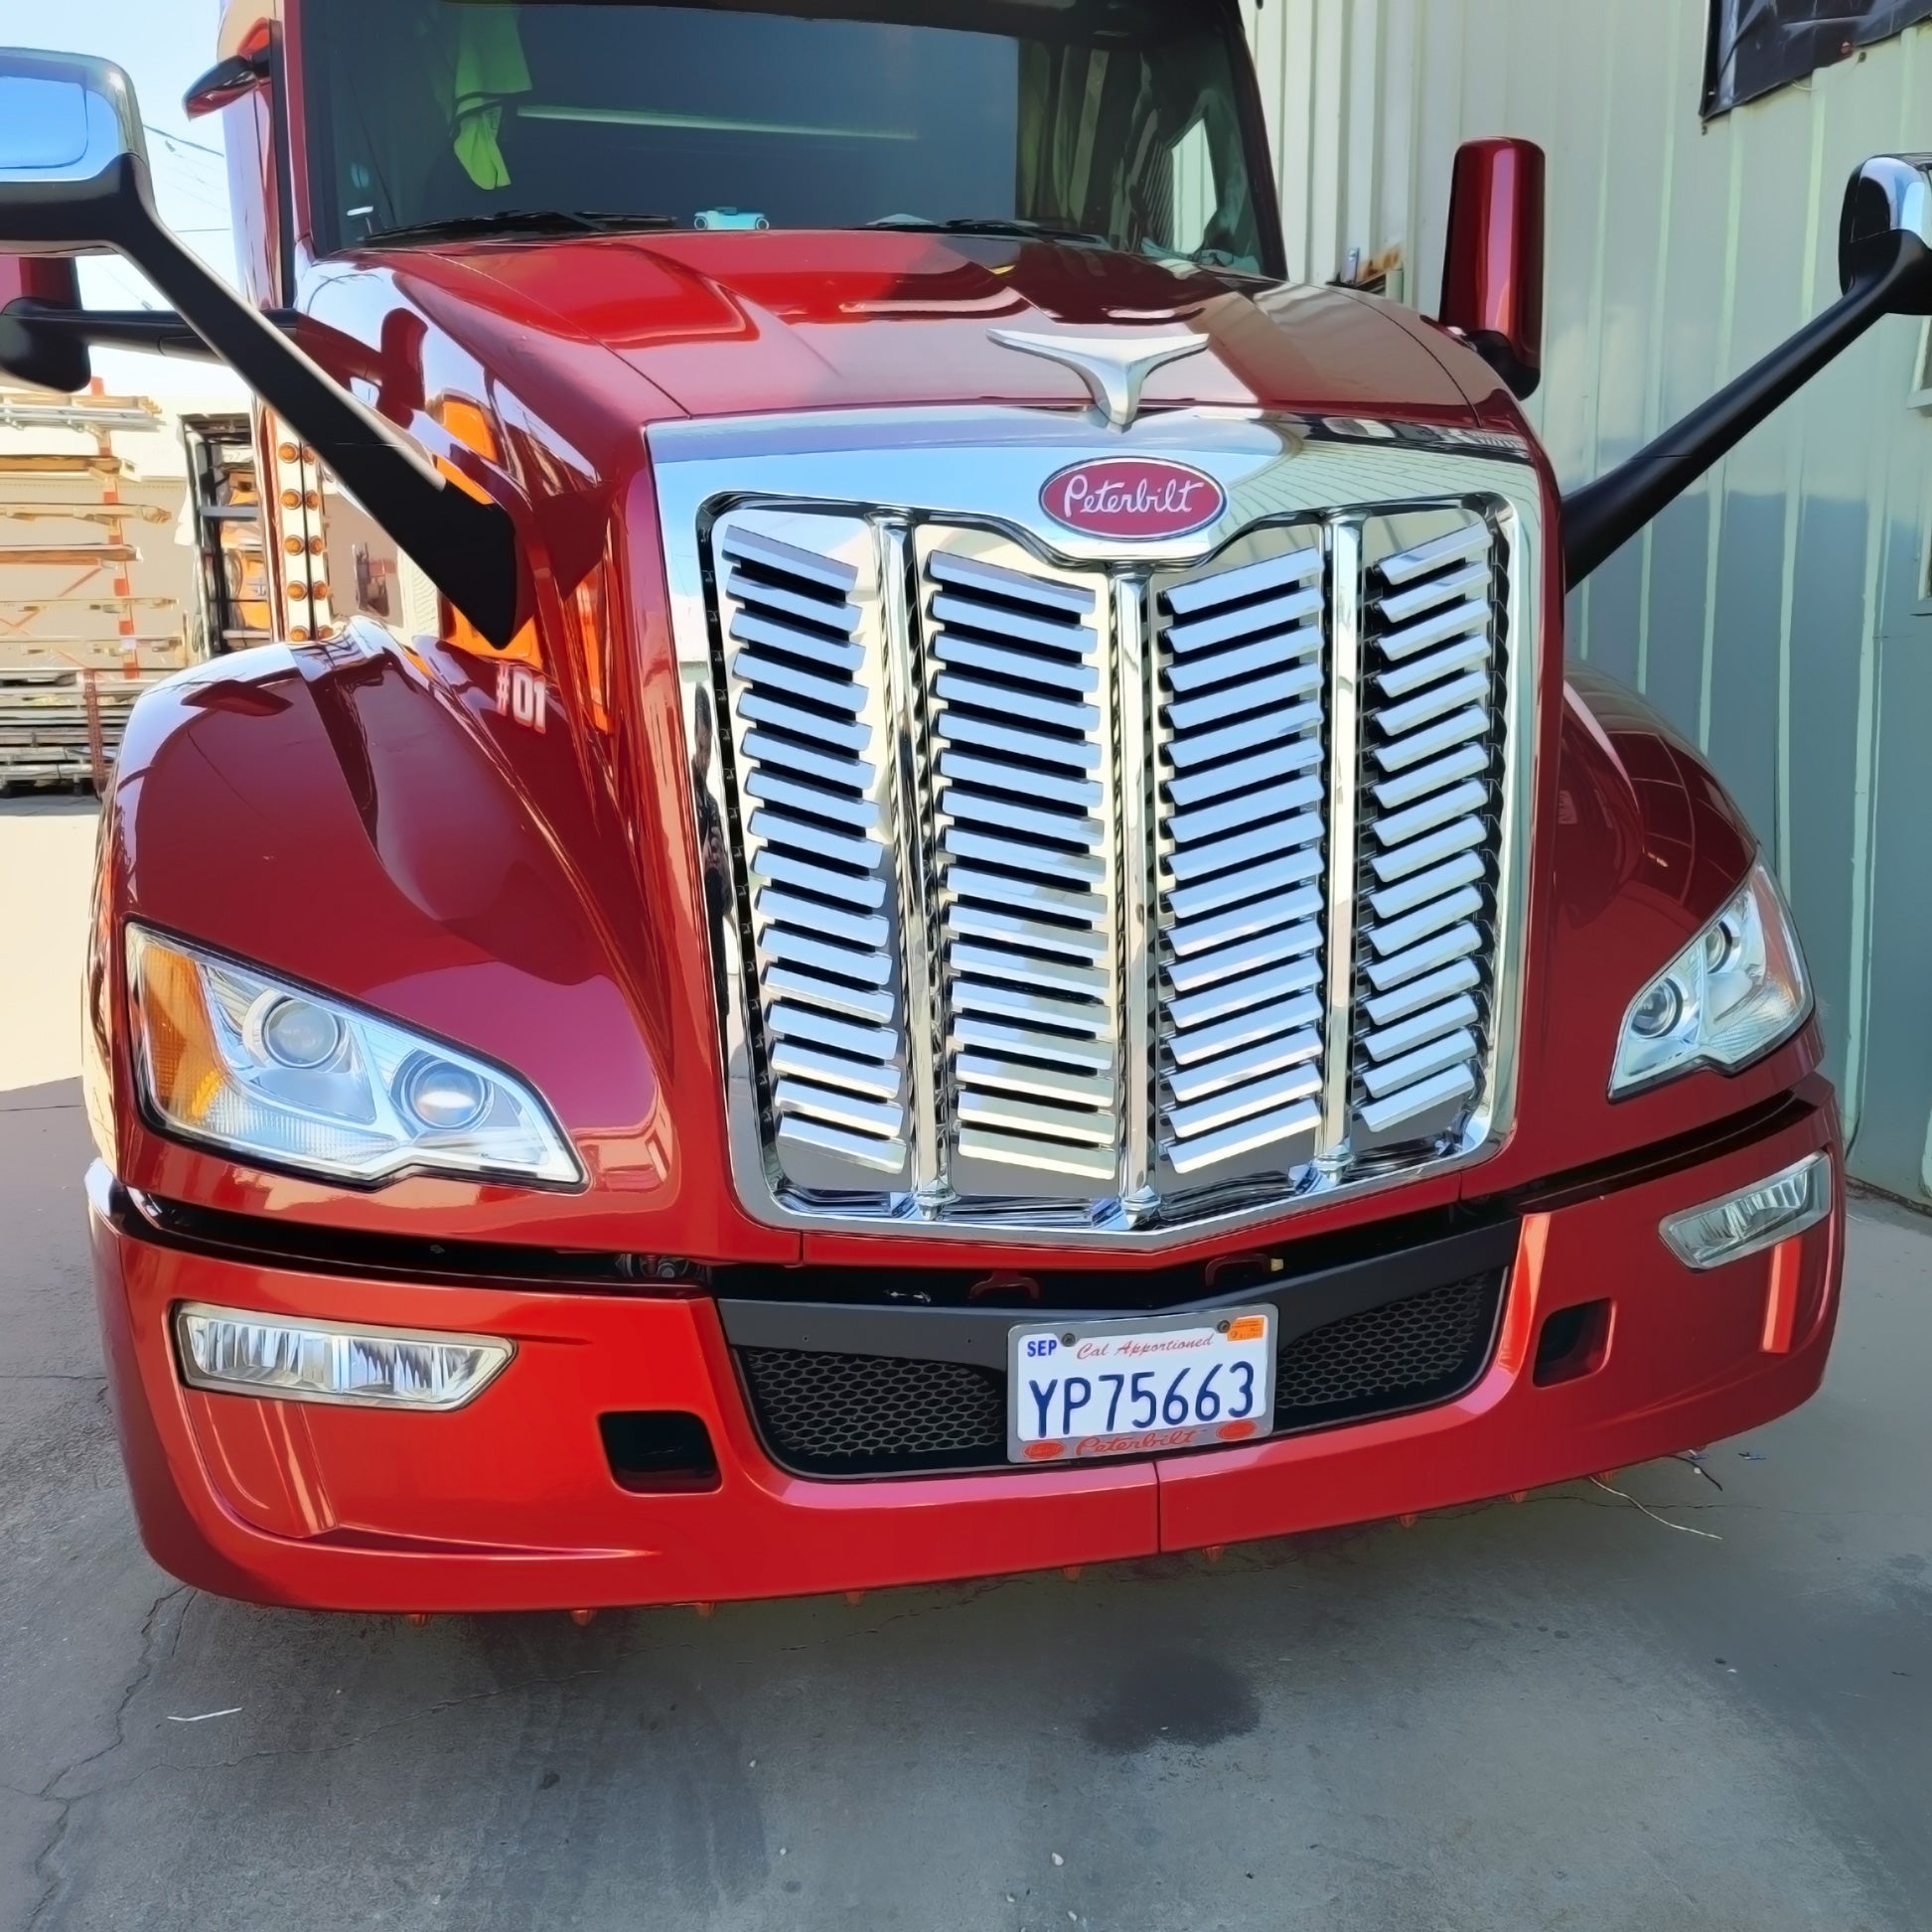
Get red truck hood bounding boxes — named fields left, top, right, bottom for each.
left=378, top=228, right=1480, bottom=425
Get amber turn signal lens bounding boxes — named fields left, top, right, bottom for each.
left=132, top=940, right=223, bottom=1125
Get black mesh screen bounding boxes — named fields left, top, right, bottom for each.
left=737, top=1348, right=1006, bottom=1477
left=1273, top=1275, right=1498, bottom=1427
left=737, top=1270, right=1505, bottom=1478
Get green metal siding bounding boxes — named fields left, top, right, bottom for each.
left=1251, top=0, right=1932, bottom=1197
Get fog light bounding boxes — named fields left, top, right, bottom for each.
left=1659, top=1152, right=1832, bottom=1270
left=175, top=1305, right=513, bottom=1410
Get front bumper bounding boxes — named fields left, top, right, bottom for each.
left=88, top=1100, right=1843, bottom=1612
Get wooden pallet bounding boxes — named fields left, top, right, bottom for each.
left=0, top=667, right=175, bottom=791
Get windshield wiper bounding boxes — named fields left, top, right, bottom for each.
left=360, top=210, right=679, bottom=245
left=863, top=215, right=1115, bottom=247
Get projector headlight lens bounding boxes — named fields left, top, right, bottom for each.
left=176, top=1305, right=512, bottom=1410
left=257, top=996, right=345, bottom=1071
left=1610, top=863, right=1811, bottom=1098
left=398, top=1055, right=492, bottom=1133
left=126, top=925, right=581, bottom=1188
left=1660, top=1152, right=1833, bottom=1269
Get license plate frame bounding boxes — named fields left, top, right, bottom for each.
left=1006, top=1306, right=1276, bottom=1464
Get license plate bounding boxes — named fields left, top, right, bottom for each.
left=1007, top=1307, right=1275, bottom=1464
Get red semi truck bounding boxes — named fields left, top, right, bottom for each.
left=0, top=3, right=1924, bottom=1614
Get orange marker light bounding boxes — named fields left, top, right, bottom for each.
left=133, top=939, right=223, bottom=1125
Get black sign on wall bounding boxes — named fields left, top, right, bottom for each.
left=1704, top=0, right=1932, bottom=115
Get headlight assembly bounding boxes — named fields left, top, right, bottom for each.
left=1610, top=862, right=1811, bottom=1099
left=126, top=925, right=581, bottom=1188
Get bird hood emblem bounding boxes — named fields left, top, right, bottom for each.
left=988, top=329, right=1213, bottom=430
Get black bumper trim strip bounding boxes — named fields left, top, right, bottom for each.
left=717, top=1221, right=1520, bottom=1370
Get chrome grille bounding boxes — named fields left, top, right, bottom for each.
left=666, top=413, right=1539, bottom=1245
left=712, top=511, right=910, bottom=1188
left=1152, top=531, right=1329, bottom=1184
left=919, top=534, right=1122, bottom=1195
left=1351, top=515, right=1504, bottom=1147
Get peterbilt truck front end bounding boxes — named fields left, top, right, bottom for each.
left=0, top=0, right=1912, bottom=1612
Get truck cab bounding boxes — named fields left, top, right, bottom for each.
left=0, top=1, right=1917, bottom=1611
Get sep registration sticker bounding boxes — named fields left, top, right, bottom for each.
left=1006, top=1308, right=1275, bottom=1464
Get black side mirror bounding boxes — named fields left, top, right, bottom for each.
left=1563, top=151, right=1932, bottom=588
left=0, top=44, right=523, bottom=648
left=1840, top=153, right=1932, bottom=307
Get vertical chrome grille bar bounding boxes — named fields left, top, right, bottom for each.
left=879, top=519, right=951, bottom=1211
left=1317, top=515, right=1364, bottom=1172
left=1113, top=572, right=1158, bottom=1222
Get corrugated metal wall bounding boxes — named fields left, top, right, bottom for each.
left=1248, top=0, right=1932, bottom=1198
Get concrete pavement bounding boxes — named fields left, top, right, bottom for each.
left=3, top=798, right=1929, bottom=1931
left=0, top=800, right=94, bottom=1094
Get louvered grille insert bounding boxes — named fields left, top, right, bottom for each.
left=1154, top=535, right=1329, bottom=1183
left=714, top=513, right=910, bottom=1188
left=1351, top=517, right=1504, bottom=1147
left=921, top=538, right=1120, bottom=1193
left=699, top=485, right=1521, bottom=1236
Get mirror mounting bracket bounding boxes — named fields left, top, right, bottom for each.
left=0, top=47, right=525, bottom=648
left=1563, top=153, right=1932, bottom=590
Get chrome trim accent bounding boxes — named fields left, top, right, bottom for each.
left=879, top=519, right=950, bottom=1212
left=1317, top=516, right=1363, bottom=1173
left=1114, top=574, right=1159, bottom=1221
left=986, top=329, right=1213, bottom=431
left=654, top=406, right=1542, bottom=1249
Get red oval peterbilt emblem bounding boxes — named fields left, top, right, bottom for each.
left=1040, top=458, right=1225, bottom=539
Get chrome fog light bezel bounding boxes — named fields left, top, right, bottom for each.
left=174, top=1303, right=515, bottom=1411
left=1659, top=1150, right=1834, bottom=1270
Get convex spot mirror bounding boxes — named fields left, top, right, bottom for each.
left=1437, top=137, right=1546, bottom=401
left=1839, top=152, right=1932, bottom=312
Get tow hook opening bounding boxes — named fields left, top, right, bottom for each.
left=1533, top=1298, right=1613, bottom=1388
left=600, top=1412, right=721, bottom=1494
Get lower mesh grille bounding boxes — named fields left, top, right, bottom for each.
left=1273, top=1275, right=1497, bottom=1424
left=736, top=1271, right=1504, bottom=1477
left=737, top=1348, right=1006, bottom=1476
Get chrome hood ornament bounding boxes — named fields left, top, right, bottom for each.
left=988, top=328, right=1212, bottom=430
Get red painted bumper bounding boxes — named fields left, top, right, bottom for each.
left=88, top=1104, right=1842, bottom=1613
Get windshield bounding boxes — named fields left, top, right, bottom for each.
left=302, top=0, right=1272, bottom=272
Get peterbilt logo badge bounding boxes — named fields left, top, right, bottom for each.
left=1040, top=458, right=1226, bottom=539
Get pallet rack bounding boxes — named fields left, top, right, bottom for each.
left=0, top=384, right=206, bottom=790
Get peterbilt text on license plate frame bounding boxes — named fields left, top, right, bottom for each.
left=1006, top=1307, right=1277, bottom=1463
